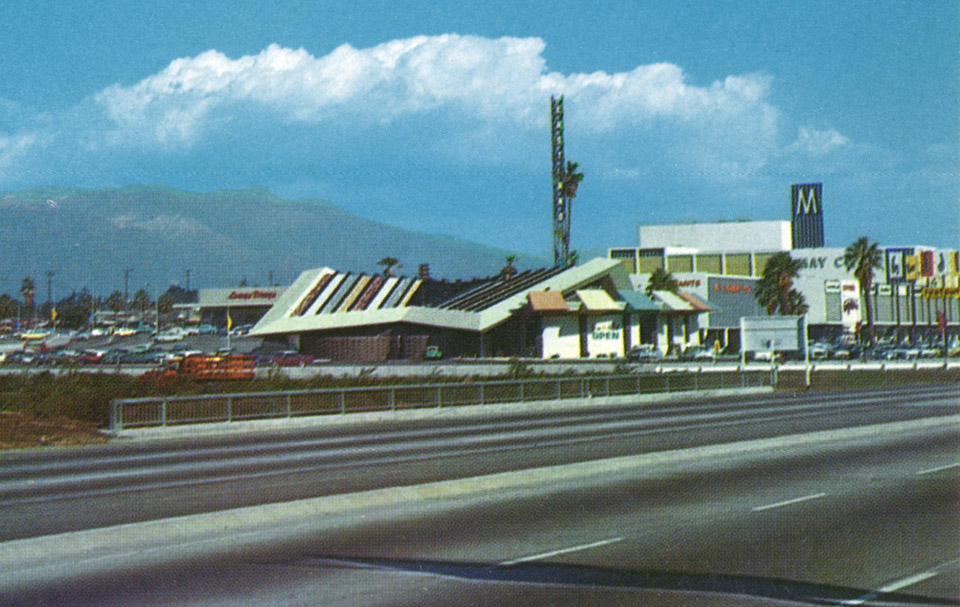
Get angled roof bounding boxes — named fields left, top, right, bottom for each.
left=651, top=290, right=713, bottom=313
left=618, top=290, right=660, bottom=312
left=575, top=289, right=624, bottom=312
left=528, top=290, right=569, bottom=312
left=250, top=257, right=627, bottom=337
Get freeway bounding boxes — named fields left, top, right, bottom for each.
left=0, top=385, right=958, bottom=605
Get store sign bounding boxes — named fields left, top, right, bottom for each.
left=677, top=279, right=701, bottom=288
left=591, top=319, right=621, bottom=340
left=885, top=248, right=909, bottom=282
left=840, top=280, right=860, bottom=331
left=921, top=288, right=960, bottom=299
left=795, top=255, right=845, bottom=271
left=713, top=282, right=752, bottom=294
left=824, top=280, right=840, bottom=293
left=228, top=290, right=278, bottom=301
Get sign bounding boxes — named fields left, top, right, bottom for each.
left=713, top=282, right=752, bottom=294
left=840, top=280, right=860, bottom=331
left=790, top=183, right=825, bottom=249
left=824, top=280, right=840, bottom=293
left=921, top=287, right=960, bottom=299
left=677, top=279, right=701, bottom=288
left=885, top=248, right=909, bottom=282
left=590, top=319, right=621, bottom=341
left=228, top=290, right=278, bottom=301
left=920, top=251, right=935, bottom=277
left=792, top=183, right=822, bottom=216
left=741, top=316, right=806, bottom=353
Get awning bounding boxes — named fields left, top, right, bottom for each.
left=652, top=290, right=698, bottom=313
left=617, top=290, right=660, bottom=312
left=527, top=290, right=570, bottom=312
left=575, top=289, right=624, bottom=312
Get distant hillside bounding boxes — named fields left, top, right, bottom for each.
left=0, top=185, right=549, bottom=296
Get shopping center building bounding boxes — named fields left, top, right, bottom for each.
left=609, top=183, right=960, bottom=351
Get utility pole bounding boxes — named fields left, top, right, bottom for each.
left=46, top=271, right=54, bottom=305
left=123, top=269, right=132, bottom=309
left=185, top=269, right=191, bottom=292
left=268, top=270, right=274, bottom=287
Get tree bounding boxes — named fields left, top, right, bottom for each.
left=105, top=290, right=125, bottom=313
left=377, top=257, right=401, bottom=277
left=754, top=252, right=807, bottom=315
left=644, top=267, right=681, bottom=355
left=157, top=284, right=197, bottom=314
left=20, top=277, right=35, bottom=312
left=843, top=236, right=883, bottom=345
left=644, top=267, right=679, bottom=297
left=501, top=255, right=518, bottom=280
left=560, top=160, right=584, bottom=199
left=238, top=277, right=248, bottom=287
left=131, top=289, right=152, bottom=314
left=0, top=294, right=18, bottom=320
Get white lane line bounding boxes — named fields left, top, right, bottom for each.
left=498, top=537, right=623, bottom=567
left=751, top=492, right=827, bottom=512
left=916, top=462, right=960, bottom=475
left=877, top=571, right=938, bottom=593
left=842, top=571, right=939, bottom=605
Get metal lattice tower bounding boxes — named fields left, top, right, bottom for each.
left=551, top=96, right=569, bottom=267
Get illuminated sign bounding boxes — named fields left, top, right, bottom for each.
left=791, top=183, right=825, bottom=249
left=590, top=319, right=621, bottom=340
left=228, top=290, right=278, bottom=301
left=677, top=279, right=701, bottom=288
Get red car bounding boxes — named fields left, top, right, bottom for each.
left=259, top=351, right=314, bottom=367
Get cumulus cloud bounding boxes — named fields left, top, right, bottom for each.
left=88, top=35, right=782, bottom=172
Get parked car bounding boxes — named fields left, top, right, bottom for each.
left=229, top=324, right=253, bottom=337
left=197, top=324, right=219, bottom=335
left=626, top=344, right=663, bottom=362
left=807, top=342, right=832, bottom=360
left=257, top=351, right=314, bottom=367
left=424, top=345, right=443, bottom=360
left=681, top=346, right=716, bottom=362
left=153, top=329, right=185, bottom=343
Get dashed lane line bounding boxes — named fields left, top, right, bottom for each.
left=751, top=492, right=827, bottom=512
left=497, top=537, right=624, bottom=567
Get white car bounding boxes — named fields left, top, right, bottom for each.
left=153, top=329, right=185, bottom=343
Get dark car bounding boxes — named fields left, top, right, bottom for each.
left=258, top=351, right=314, bottom=367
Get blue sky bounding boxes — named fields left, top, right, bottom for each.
left=1, top=0, right=957, bottom=256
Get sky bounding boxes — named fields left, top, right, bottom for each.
left=1, top=0, right=957, bottom=259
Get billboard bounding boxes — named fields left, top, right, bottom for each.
left=790, top=183, right=825, bottom=249
left=741, top=315, right=806, bottom=353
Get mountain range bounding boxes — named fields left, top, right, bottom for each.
left=0, top=185, right=551, bottom=298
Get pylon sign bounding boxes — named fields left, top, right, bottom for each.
left=790, top=183, right=825, bottom=249
left=551, top=96, right=569, bottom=267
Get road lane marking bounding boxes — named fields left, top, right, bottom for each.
left=842, top=571, right=939, bottom=605
left=877, top=571, right=938, bottom=593
left=752, top=492, right=827, bottom=512
left=916, top=462, right=960, bottom=475
left=498, top=537, right=623, bottom=567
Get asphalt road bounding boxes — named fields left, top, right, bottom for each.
left=1, top=385, right=958, bottom=605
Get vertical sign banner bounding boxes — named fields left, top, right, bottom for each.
left=840, top=280, right=861, bottom=332
left=790, top=183, right=825, bottom=248
left=885, top=248, right=906, bottom=282
left=920, top=251, right=935, bottom=277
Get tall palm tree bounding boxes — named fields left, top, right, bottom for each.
left=501, top=255, right=518, bottom=280
left=843, top=237, right=883, bottom=345
left=754, top=252, right=805, bottom=315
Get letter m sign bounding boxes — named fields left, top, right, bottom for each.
left=793, top=184, right=821, bottom=216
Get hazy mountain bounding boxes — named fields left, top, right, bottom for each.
left=0, top=185, right=549, bottom=297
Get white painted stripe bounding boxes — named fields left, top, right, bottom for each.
left=877, top=571, right=938, bottom=593
left=752, top=492, right=827, bottom=512
left=916, top=462, right=960, bottom=475
left=498, top=537, right=623, bottom=567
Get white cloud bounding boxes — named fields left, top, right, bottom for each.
left=91, top=35, right=781, bottom=169
left=785, top=127, right=852, bottom=156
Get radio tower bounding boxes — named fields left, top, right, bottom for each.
left=551, top=96, right=569, bottom=267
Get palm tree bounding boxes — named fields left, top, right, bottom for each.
left=560, top=160, right=584, bottom=199
left=843, top=237, right=883, bottom=345
left=645, top=267, right=681, bottom=354
left=501, top=255, right=518, bottom=280
left=644, top=267, right=679, bottom=297
left=754, top=252, right=805, bottom=315
left=377, top=257, right=401, bottom=277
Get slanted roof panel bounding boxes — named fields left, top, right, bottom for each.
left=528, top=290, right=569, bottom=312
left=618, top=290, right=660, bottom=312
left=576, top=289, right=623, bottom=312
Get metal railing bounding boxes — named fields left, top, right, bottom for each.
left=109, top=369, right=771, bottom=432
